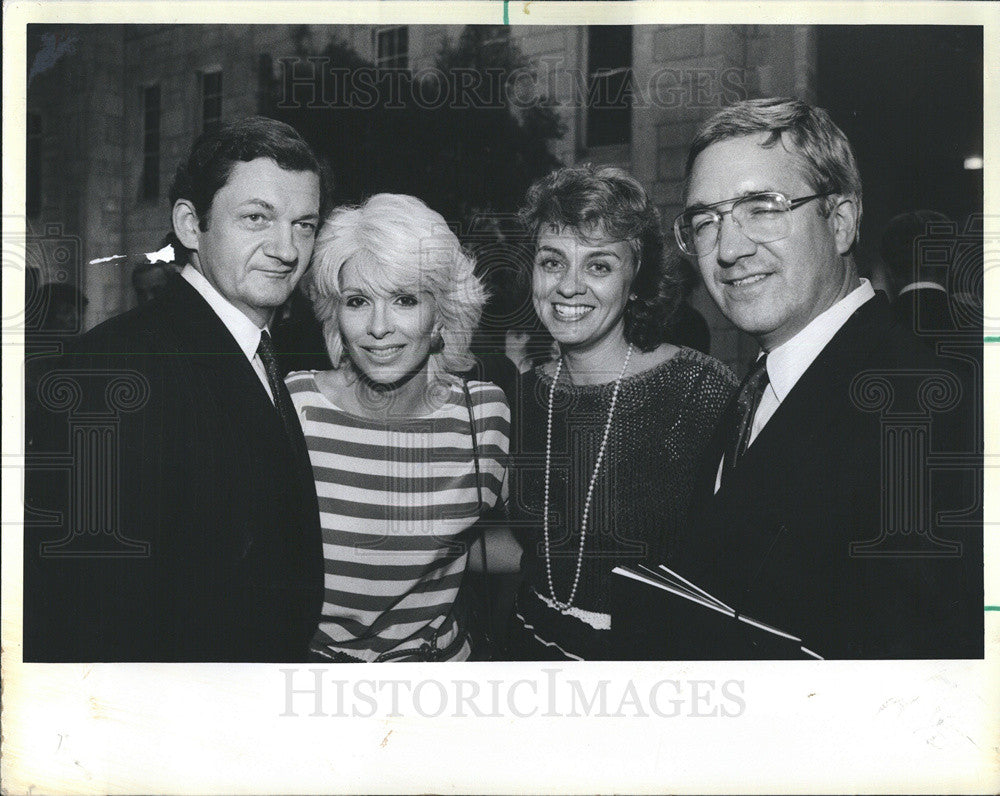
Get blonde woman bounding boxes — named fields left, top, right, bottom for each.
left=287, top=194, right=515, bottom=662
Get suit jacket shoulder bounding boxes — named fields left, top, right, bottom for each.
left=660, top=294, right=982, bottom=660
left=25, top=274, right=323, bottom=662
left=71, top=274, right=246, bottom=358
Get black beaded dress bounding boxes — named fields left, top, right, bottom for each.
left=507, top=347, right=737, bottom=660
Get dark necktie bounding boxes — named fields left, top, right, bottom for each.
left=723, top=354, right=770, bottom=476
left=257, top=330, right=310, bottom=467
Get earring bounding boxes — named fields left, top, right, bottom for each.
left=628, top=293, right=638, bottom=302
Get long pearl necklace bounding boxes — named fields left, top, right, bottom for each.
left=542, top=343, right=634, bottom=612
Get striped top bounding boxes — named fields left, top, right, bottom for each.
left=286, top=371, right=509, bottom=662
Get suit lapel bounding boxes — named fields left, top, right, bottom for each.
left=718, top=295, right=891, bottom=494
left=691, top=391, right=737, bottom=505
left=160, top=275, right=251, bottom=360
left=684, top=296, right=894, bottom=615
left=154, top=274, right=292, bottom=443
left=158, top=275, right=276, bottom=394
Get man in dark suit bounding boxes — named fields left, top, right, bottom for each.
left=616, top=99, right=981, bottom=660
left=880, top=209, right=957, bottom=345
left=24, top=117, right=326, bottom=661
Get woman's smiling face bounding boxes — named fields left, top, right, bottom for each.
left=531, top=225, right=636, bottom=354
left=337, top=254, right=438, bottom=385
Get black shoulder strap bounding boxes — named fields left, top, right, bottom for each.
left=461, top=380, right=492, bottom=624
left=461, top=380, right=485, bottom=514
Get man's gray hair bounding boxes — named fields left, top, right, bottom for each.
left=685, top=98, right=863, bottom=224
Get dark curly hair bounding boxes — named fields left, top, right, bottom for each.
left=518, top=164, right=682, bottom=352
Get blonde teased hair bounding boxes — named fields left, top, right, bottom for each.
left=309, top=193, right=485, bottom=376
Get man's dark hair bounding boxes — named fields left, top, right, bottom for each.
left=169, top=116, right=325, bottom=233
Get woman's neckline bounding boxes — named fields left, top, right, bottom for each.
left=308, top=370, right=459, bottom=424
left=534, top=345, right=696, bottom=390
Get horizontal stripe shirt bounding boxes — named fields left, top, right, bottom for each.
left=287, top=372, right=509, bottom=661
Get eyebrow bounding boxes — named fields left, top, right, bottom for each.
left=683, top=189, right=779, bottom=213
left=340, top=283, right=426, bottom=297
left=238, top=199, right=319, bottom=221
left=239, top=199, right=276, bottom=213
left=536, top=244, right=622, bottom=261
left=585, top=249, right=622, bottom=261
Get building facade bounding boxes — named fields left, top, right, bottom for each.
left=26, top=23, right=818, bottom=370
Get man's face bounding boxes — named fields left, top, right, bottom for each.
left=685, top=133, right=855, bottom=351
left=184, top=157, right=321, bottom=327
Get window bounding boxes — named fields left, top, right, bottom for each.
left=27, top=112, right=42, bottom=217
left=141, top=84, right=161, bottom=200
left=256, top=54, right=274, bottom=114
left=201, top=70, right=223, bottom=134
left=586, top=26, right=633, bottom=148
left=375, top=26, right=408, bottom=71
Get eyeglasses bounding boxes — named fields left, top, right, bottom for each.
left=673, top=191, right=832, bottom=256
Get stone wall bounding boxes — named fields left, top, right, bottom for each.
left=26, top=24, right=127, bottom=331
left=119, top=25, right=302, bottom=318
left=635, top=25, right=817, bottom=374
left=29, top=23, right=817, bottom=373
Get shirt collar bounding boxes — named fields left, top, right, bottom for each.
left=898, top=281, right=946, bottom=296
left=764, top=278, right=876, bottom=403
left=181, top=264, right=267, bottom=362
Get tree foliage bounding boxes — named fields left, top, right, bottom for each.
left=271, top=25, right=564, bottom=236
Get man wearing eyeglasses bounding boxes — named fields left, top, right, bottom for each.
left=617, top=98, right=981, bottom=660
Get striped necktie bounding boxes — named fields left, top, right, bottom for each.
left=723, top=353, right=770, bottom=477
left=257, top=330, right=309, bottom=466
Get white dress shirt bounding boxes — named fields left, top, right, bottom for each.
left=181, top=265, right=275, bottom=402
left=715, top=278, right=876, bottom=492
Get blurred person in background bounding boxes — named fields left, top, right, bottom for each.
left=880, top=209, right=958, bottom=345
